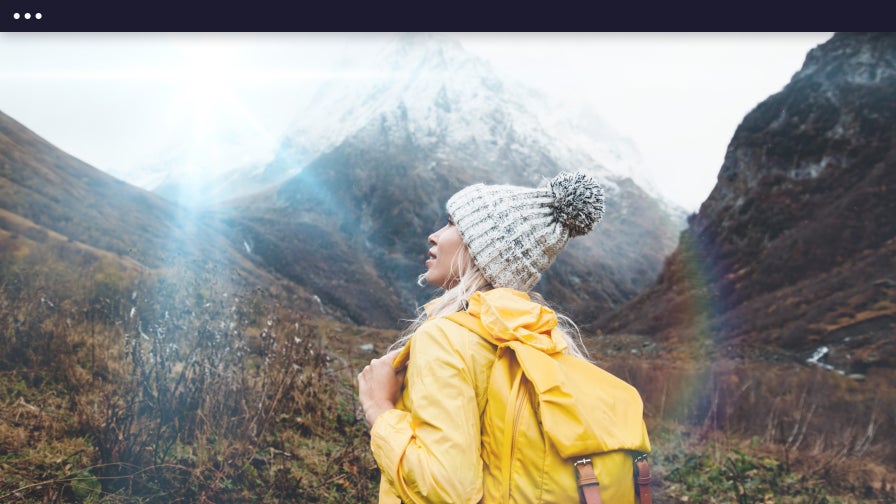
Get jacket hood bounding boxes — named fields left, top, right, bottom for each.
left=465, top=288, right=568, bottom=354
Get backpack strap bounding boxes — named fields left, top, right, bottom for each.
left=574, top=458, right=604, bottom=504
left=635, top=454, right=653, bottom=504
left=575, top=453, right=652, bottom=504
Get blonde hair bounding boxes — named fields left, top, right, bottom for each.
left=390, top=242, right=590, bottom=360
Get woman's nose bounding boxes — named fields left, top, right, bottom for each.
left=428, top=225, right=445, bottom=245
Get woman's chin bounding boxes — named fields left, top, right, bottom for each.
left=422, top=272, right=438, bottom=286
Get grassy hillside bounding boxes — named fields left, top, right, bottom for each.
left=0, top=262, right=396, bottom=502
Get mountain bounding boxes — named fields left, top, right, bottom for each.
left=0, top=110, right=319, bottom=315
left=145, top=34, right=681, bottom=213
left=600, top=32, right=896, bottom=375
left=210, top=33, right=685, bottom=328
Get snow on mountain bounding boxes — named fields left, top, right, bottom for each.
left=277, top=33, right=669, bottom=206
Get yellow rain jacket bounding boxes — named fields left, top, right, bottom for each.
left=370, top=288, right=651, bottom=503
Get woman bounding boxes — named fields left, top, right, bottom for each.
left=357, top=171, right=650, bottom=503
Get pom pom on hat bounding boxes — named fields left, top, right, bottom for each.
left=549, top=171, right=604, bottom=237
left=446, top=171, right=605, bottom=292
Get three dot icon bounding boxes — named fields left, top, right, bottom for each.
left=13, top=12, right=43, bottom=20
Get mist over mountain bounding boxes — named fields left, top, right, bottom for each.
left=601, top=32, right=896, bottom=375
left=207, top=33, right=684, bottom=327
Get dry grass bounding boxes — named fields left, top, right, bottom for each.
left=587, top=333, right=896, bottom=501
left=0, top=262, right=381, bottom=503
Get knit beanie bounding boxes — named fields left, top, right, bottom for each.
left=446, top=171, right=604, bottom=292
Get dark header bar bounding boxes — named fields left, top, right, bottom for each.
left=0, top=0, right=880, bottom=33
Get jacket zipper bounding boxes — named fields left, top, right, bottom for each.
left=505, top=374, right=528, bottom=501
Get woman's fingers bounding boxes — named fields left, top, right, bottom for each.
left=357, top=349, right=407, bottom=427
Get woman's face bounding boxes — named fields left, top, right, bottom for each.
left=424, top=219, right=467, bottom=289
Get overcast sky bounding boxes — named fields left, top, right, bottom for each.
left=0, top=32, right=833, bottom=211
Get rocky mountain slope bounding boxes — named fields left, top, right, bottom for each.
left=601, top=32, right=896, bottom=375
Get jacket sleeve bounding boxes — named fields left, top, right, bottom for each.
left=369, top=319, right=484, bottom=504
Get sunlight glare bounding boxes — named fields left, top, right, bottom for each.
left=160, top=40, right=273, bottom=201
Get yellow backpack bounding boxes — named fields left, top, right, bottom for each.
left=445, top=310, right=653, bottom=503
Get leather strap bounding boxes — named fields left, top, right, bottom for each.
left=575, top=454, right=652, bottom=504
left=574, top=458, right=603, bottom=504
left=635, top=456, right=652, bottom=504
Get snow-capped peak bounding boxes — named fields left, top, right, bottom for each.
left=279, top=33, right=658, bottom=197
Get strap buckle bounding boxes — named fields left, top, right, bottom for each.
left=574, top=457, right=592, bottom=467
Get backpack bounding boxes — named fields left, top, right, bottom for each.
left=445, top=310, right=653, bottom=503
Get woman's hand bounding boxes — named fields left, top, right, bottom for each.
left=358, top=348, right=406, bottom=427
